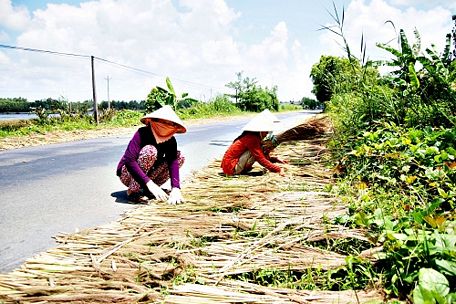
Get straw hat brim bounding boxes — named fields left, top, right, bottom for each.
left=140, top=105, right=187, bottom=133
left=242, top=109, right=279, bottom=132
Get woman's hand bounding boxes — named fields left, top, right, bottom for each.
left=168, top=187, right=184, bottom=205
left=146, top=180, right=169, bottom=201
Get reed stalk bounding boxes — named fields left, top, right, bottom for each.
left=0, top=137, right=383, bottom=304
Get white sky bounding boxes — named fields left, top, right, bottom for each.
left=0, top=0, right=455, bottom=103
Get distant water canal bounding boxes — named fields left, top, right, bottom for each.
left=0, top=113, right=67, bottom=121
left=0, top=113, right=37, bottom=121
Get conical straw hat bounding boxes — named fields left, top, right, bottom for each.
left=140, top=105, right=187, bottom=133
left=242, top=109, right=280, bottom=132
left=261, top=109, right=280, bottom=123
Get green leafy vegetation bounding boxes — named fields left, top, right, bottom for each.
left=228, top=257, right=377, bottom=292
left=0, top=97, right=145, bottom=113
left=315, top=6, right=455, bottom=302
left=0, top=109, right=143, bottom=137
left=145, top=76, right=199, bottom=112
left=0, top=72, right=300, bottom=138
left=300, top=96, right=323, bottom=110
left=225, top=71, right=280, bottom=112
left=0, top=97, right=30, bottom=112
left=177, top=95, right=242, bottom=119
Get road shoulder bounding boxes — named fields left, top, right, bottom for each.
left=0, top=113, right=256, bottom=151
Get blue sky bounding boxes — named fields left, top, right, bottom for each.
left=1, top=0, right=455, bottom=102
left=12, top=0, right=81, bottom=10
left=8, top=0, right=353, bottom=47
left=226, top=0, right=351, bottom=42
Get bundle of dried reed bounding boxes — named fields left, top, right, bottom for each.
left=0, top=139, right=383, bottom=304
left=263, top=115, right=332, bottom=151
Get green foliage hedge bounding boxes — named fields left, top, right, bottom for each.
left=316, top=24, right=456, bottom=302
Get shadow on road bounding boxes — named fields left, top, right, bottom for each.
left=111, top=190, right=143, bottom=205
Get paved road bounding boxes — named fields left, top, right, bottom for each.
left=0, top=110, right=316, bottom=272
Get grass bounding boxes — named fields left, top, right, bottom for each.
left=0, top=103, right=304, bottom=140
left=279, top=103, right=302, bottom=111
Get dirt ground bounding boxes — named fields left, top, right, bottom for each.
left=0, top=127, right=133, bottom=151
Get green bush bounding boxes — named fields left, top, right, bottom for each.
left=316, top=13, right=456, bottom=300
left=237, top=86, right=279, bottom=112
left=332, top=125, right=455, bottom=299
left=178, top=95, right=241, bottom=119
left=225, top=71, right=279, bottom=112
left=145, top=77, right=198, bottom=112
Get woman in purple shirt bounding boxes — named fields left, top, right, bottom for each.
left=117, top=105, right=186, bottom=204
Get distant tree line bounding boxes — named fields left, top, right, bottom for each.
left=0, top=97, right=146, bottom=113
left=99, top=100, right=145, bottom=110
left=0, top=98, right=30, bottom=112
left=2, top=72, right=319, bottom=114
left=300, top=97, right=324, bottom=110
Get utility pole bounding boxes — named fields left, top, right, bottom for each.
left=91, top=56, right=99, bottom=124
left=105, top=76, right=112, bottom=109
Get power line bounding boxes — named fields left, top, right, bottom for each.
left=0, top=43, right=226, bottom=92
left=94, top=56, right=224, bottom=91
left=94, top=56, right=161, bottom=77
left=0, top=44, right=90, bottom=58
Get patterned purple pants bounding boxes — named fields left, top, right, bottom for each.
left=119, top=145, right=184, bottom=193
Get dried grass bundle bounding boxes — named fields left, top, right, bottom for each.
left=263, top=115, right=332, bottom=150
left=0, top=139, right=383, bottom=304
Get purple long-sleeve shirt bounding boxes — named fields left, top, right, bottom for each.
left=116, top=126, right=181, bottom=189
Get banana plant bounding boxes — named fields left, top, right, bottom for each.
left=416, top=34, right=456, bottom=125
left=417, top=33, right=455, bottom=86
left=145, top=77, right=198, bottom=112
left=377, top=26, right=456, bottom=127
left=377, top=28, right=421, bottom=93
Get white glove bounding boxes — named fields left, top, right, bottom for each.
left=168, top=187, right=184, bottom=205
left=146, top=180, right=168, bottom=201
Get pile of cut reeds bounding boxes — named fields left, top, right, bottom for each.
left=0, top=136, right=384, bottom=304
left=263, top=115, right=333, bottom=151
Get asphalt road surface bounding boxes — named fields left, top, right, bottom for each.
left=0, top=110, right=316, bottom=272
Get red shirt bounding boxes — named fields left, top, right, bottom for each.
left=221, top=133, right=281, bottom=175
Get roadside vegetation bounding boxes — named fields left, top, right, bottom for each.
left=0, top=73, right=304, bottom=139
left=310, top=7, right=455, bottom=303
left=3, top=7, right=453, bottom=303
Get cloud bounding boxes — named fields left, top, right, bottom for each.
left=319, top=0, right=453, bottom=62
left=0, top=50, right=10, bottom=64
left=1, top=0, right=454, bottom=103
left=2, top=0, right=245, bottom=101
left=0, top=0, right=31, bottom=32
left=245, top=22, right=289, bottom=72
left=240, top=21, right=315, bottom=100
left=387, top=0, right=456, bottom=10
left=2, top=0, right=307, bottom=102
left=201, top=38, right=240, bottom=65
